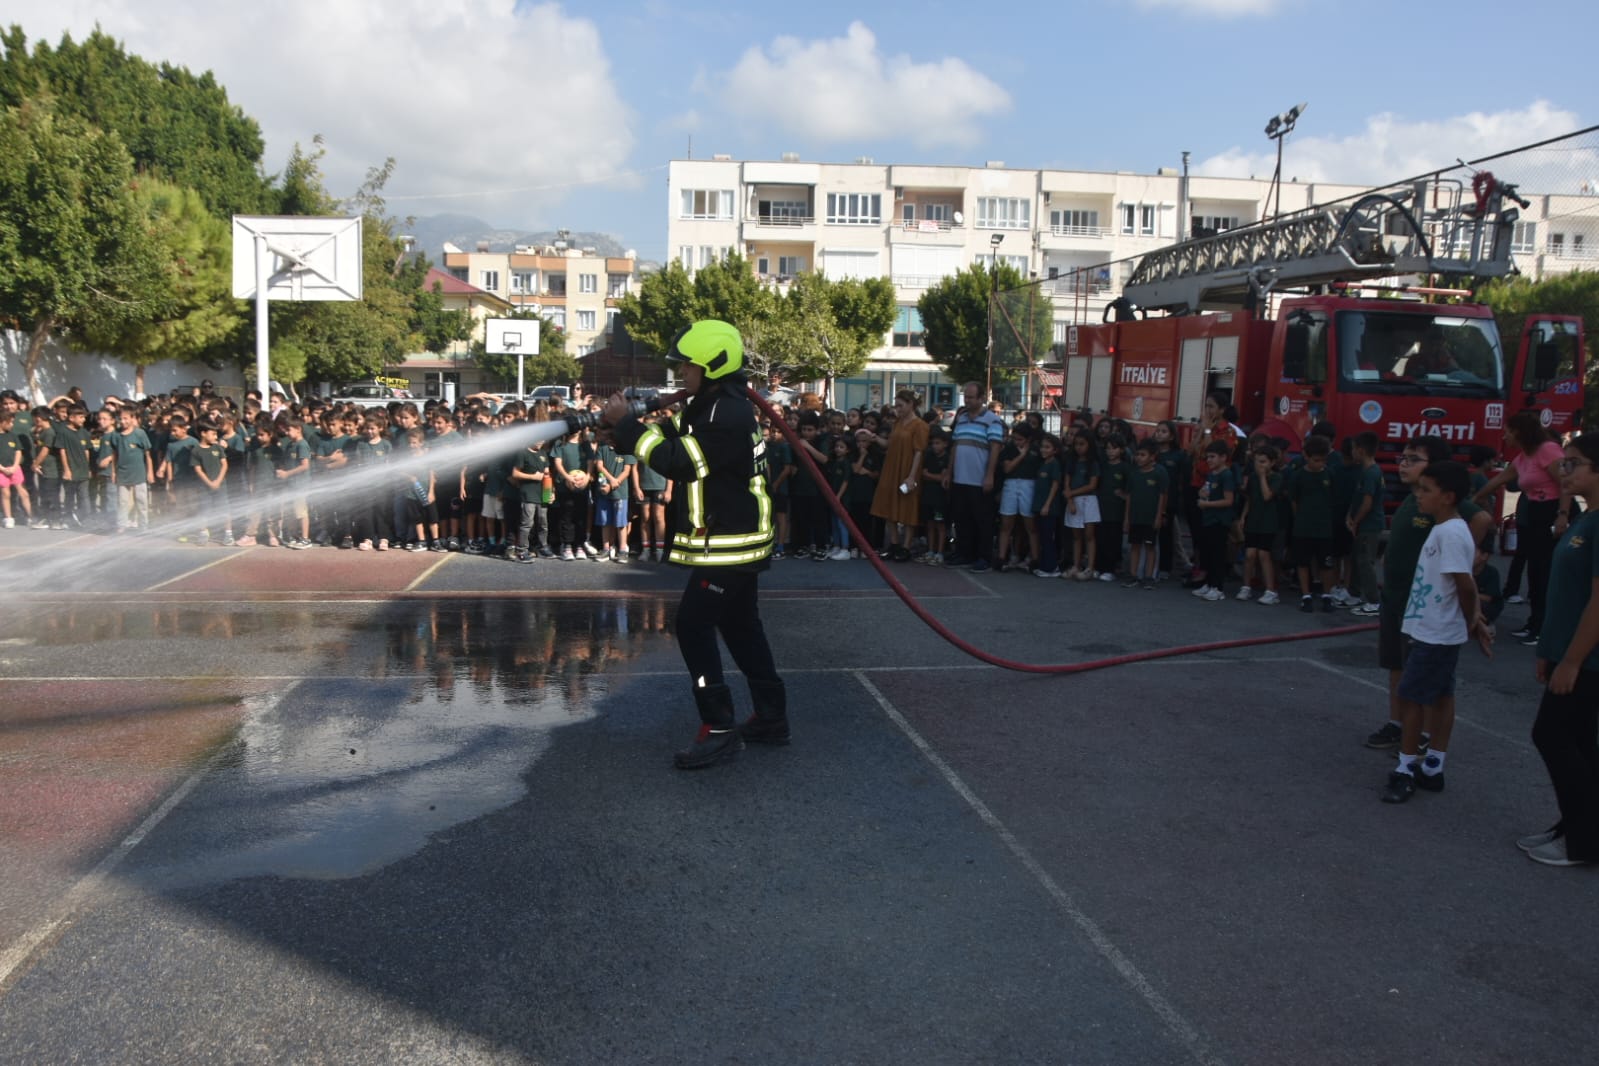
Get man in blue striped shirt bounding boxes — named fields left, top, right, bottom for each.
left=948, top=381, right=1005, bottom=572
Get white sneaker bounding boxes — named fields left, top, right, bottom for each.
left=1353, top=601, right=1381, bottom=616
left=1258, top=590, right=1280, bottom=606
left=1097, top=571, right=1115, bottom=582
left=828, top=547, right=850, bottom=561
left=1329, top=586, right=1354, bottom=607
left=1507, top=594, right=1526, bottom=605
left=1, top=517, right=11, bottom=528
left=1236, top=586, right=1255, bottom=601
left=1201, top=587, right=1225, bottom=602
left=1191, top=584, right=1213, bottom=598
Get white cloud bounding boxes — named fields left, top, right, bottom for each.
left=717, top=22, right=1010, bottom=150
left=1195, top=101, right=1595, bottom=194
left=1130, top=0, right=1282, bottom=15
left=4, top=1, right=634, bottom=218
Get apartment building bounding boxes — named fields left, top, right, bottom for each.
left=668, top=155, right=1583, bottom=410
left=441, top=241, right=638, bottom=360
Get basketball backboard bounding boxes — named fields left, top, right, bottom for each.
left=232, top=216, right=363, bottom=301
left=485, top=318, right=540, bottom=356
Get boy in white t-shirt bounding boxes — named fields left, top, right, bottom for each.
left=1383, top=461, right=1494, bottom=804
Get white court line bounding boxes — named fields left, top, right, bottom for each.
left=1295, top=657, right=1534, bottom=752
left=853, top=670, right=1227, bottom=1066
left=144, top=552, right=238, bottom=591
left=0, top=684, right=300, bottom=995
left=404, top=553, right=457, bottom=591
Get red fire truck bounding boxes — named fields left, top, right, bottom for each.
left=1057, top=175, right=1585, bottom=457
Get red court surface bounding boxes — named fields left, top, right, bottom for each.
left=0, top=679, right=272, bottom=951
left=159, top=546, right=453, bottom=594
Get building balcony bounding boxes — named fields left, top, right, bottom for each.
left=1038, top=225, right=1113, bottom=250
left=889, top=219, right=966, bottom=244
left=889, top=273, right=952, bottom=292
left=1546, top=242, right=1597, bottom=261
left=741, top=215, right=818, bottom=242
left=1042, top=276, right=1114, bottom=298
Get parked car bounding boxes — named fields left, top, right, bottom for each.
left=526, top=385, right=573, bottom=405
left=334, top=381, right=413, bottom=409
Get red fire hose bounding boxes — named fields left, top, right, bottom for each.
left=746, top=387, right=1376, bottom=675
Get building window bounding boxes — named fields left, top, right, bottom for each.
left=606, top=308, right=619, bottom=332
left=577, top=343, right=594, bottom=356
left=679, top=246, right=693, bottom=268
left=679, top=188, right=735, bottom=220
left=778, top=255, right=805, bottom=276
left=608, top=274, right=629, bottom=297
left=577, top=310, right=596, bottom=331
left=448, top=267, right=468, bottom=283
left=481, top=270, right=500, bottom=291
left=546, top=276, right=567, bottom=297
left=543, top=308, right=566, bottom=329
left=757, top=199, right=808, bottom=223
left=825, top=192, right=882, bottom=225
left=977, top=254, right=1029, bottom=274
left=923, top=203, right=953, bottom=222
left=1050, top=209, right=1100, bottom=235
left=892, top=306, right=924, bottom=348
left=977, top=197, right=1030, bottom=230
left=699, top=246, right=716, bottom=268
left=1120, top=204, right=1136, bottom=234
left=1511, top=222, right=1537, bottom=254
left=1575, top=234, right=1586, bottom=258
left=1550, top=233, right=1565, bottom=256
left=1193, top=215, right=1241, bottom=235
left=510, top=271, right=534, bottom=293
left=579, top=273, right=597, bottom=294
left=1139, top=205, right=1156, bottom=236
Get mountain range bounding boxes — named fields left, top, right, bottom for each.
left=403, top=214, right=642, bottom=262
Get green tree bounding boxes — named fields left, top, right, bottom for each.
left=470, top=310, right=575, bottom=390
left=617, top=255, right=776, bottom=374
left=0, top=26, right=274, bottom=215
left=79, top=178, right=242, bottom=396
left=410, top=272, right=473, bottom=355
left=0, top=99, right=170, bottom=399
left=1475, top=270, right=1599, bottom=424
left=919, top=263, right=1050, bottom=389
left=758, top=272, right=896, bottom=383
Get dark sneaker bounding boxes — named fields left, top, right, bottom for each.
left=969, top=559, right=991, bottom=573
left=1300, top=596, right=1314, bottom=614
left=1364, top=722, right=1403, bottom=749
left=1321, top=595, right=1334, bottom=613
left=739, top=715, right=791, bottom=746
left=1519, top=631, right=1541, bottom=647
left=1517, top=828, right=1561, bottom=853
left=1414, top=769, right=1445, bottom=793
left=673, top=726, right=744, bottom=770
left=1511, top=625, right=1535, bottom=639
left=1381, top=770, right=1417, bottom=804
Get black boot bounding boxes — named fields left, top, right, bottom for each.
left=674, top=683, right=744, bottom=770
left=739, top=678, right=790, bottom=746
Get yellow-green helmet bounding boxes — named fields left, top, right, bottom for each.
left=666, top=319, right=743, bottom=380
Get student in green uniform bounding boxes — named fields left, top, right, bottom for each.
left=996, top=422, right=1041, bottom=571
left=1289, top=434, right=1338, bottom=612
left=55, top=405, right=93, bottom=529
left=506, top=430, right=551, bottom=563
left=189, top=421, right=232, bottom=546
left=101, top=406, right=153, bottom=533
left=237, top=420, right=280, bottom=546
left=788, top=412, right=827, bottom=559
left=1524, top=433, right=1599, bottom=865
left=760, top=421, right=790, bottom=562
left=1095, top=435, right=1132, bottom=580
left=274, top=419, right=313, bottom=549
left=32, top=405, right=64, bottom=528
left=920, top=431, right=951, bottom=565
left=1328, top=434, right=1359, bottom=605
left=158, top=414, right=199, bottom=538
left=1345, top=431, right=1387, bottom=614
left=1121, top=439, right=1168, bottom=589
left=1237, top=445, right=1283, bottom=604
left=1192, top=440, right=1237, bottom=601
left=1032, top=434, right=1065, bottom=578
left=593, top=428, right=636, bottom=562
left=1363, top=436, right=1495, bottom=751
left=0, top=407, right=32, bottom=529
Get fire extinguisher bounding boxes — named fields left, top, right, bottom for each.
left=1502, top=515, right=1518, bottom=556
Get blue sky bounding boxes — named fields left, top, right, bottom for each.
left=9, top=0, right=1594, bottom=259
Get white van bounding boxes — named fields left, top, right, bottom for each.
left=527, top=385, right=573, bottom=404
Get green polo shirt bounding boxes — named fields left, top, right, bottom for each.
left=1537, top=511, right=1599, bottom=672
left=1127, top=463, right=1169, bottom=526
left=1290, top=464, right=1335, bottom=539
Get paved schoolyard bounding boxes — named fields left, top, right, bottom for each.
left=0, top=529, right=1593, bottom=1064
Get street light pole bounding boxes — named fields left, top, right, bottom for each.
left=1263, top=102, right=1307, bottom=223
left=986, top=233, right=1003, bottom=400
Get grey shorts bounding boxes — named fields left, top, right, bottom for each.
left=1397, top=639, right=1460, bottom=705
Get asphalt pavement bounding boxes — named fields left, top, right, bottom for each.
left=1, top=528, right=1595, bottom=1064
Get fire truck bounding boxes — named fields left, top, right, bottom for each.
left=1058, top=175, right=1586, bottom=458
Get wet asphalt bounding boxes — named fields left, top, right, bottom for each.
left=1, top=529, right=1597, bottom=1064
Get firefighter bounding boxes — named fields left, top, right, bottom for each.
left=602, top=319, right=787, bottom=769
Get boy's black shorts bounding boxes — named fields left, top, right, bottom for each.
left=463, top=492, right=484, bottom=514
left=1378, top=609, right=1410, bottom=671
left=1292, top=536, right=1332, bottom=570
left=1243, top=531, right=1275, bottom=552
left=768, top=492, right=789, bottom=515
left=444, top=496, right=465, bottom=520
left=1331, top=523, right=1353, bottom=558
left=1127, top=523, right=1156, bottom=547
left=641, top=488, right=668, bottom=504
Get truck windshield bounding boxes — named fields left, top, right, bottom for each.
left=1336, top=311, right=1503, bottom=397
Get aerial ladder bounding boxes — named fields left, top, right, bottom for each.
left=1119, top=174, right=1531, bottom=315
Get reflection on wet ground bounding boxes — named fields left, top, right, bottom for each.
left=5, top=597, right=684, bottom=890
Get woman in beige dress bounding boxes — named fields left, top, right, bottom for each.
left=871, top=389, right=930, bottom=561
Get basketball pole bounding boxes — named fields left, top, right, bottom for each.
left=255, top=234, right=271, bottom=399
